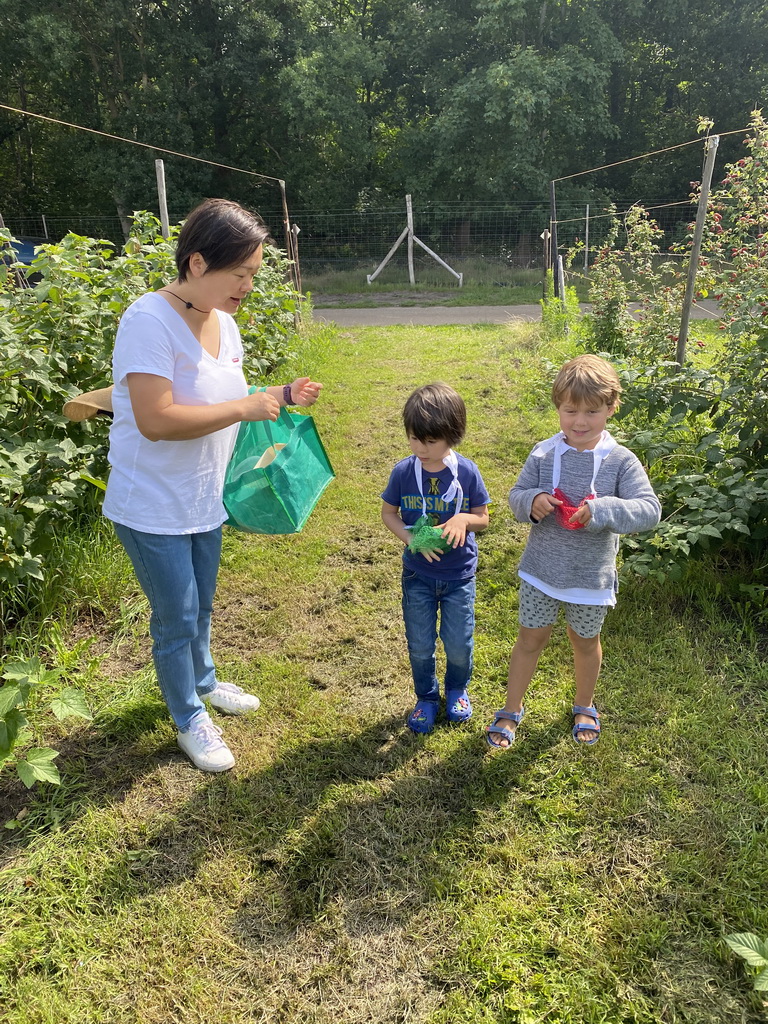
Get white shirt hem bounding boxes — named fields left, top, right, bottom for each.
left=518, top=570, right=616, bottom=607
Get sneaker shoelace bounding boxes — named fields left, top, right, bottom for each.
left=189, top=717, right=227, bottom=750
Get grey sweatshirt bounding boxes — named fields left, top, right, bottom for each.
left=509, top=442, right=661, bottom=595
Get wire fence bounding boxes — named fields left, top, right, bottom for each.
left=4, top=197, right=699, bottom=280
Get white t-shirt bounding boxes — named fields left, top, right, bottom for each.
left=102, top=292, right=248, bottom=535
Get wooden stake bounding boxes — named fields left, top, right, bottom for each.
left=367, top=196, right=463, bottom=285
left=556, top=255, right=566, bottom=309
left=278, top=180, right=301, bottom=327
left=367, top=225, right=409, bottom=283
left=413, top=235, right=463, bottom=286
left=406, top=193, right=415, bottom=285
left=677, top=135, right=719, bottom=364
left=541, top=228, right=551, bottom=299
left=584, top=204, right=589, bottom=272
left=291, top=223, right=302, bottom=295
left=155, top=159, right=170, bottom=239
left=549, top=180, right=559, bottom=299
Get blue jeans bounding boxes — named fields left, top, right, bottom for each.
left=401, top=569, right=476, bottom=702
left=114, top=523, right=222, bottom=732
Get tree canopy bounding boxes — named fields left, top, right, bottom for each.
left=1, top=0, right=766, bottom=221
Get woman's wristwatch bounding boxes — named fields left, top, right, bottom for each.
left=283, top=383, right=293, bottom=405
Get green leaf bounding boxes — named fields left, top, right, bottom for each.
left=0, top=684, right=23, bottom=717
left=2, top=657, right=42, bottom=683
left=50, top=688, right=92, bottom=721
left=698, top=524, right=723, bottom=539
left=0, top=709, right=27, bottom=755
left=725, top=932, right=768, bottom=967
left=754, top=967, right=768, bottom=991
left=16, top=748, right=61, bottom=788
left=79, top=473, right=107, bottom=491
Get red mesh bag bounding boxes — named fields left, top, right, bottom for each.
left=553, top=487, right=594, bottom=530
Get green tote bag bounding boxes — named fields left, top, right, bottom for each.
left=223, top=403, right=335, bottom=535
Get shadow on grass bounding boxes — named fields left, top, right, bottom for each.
left=0, top=698, right=174, bottom=861
left=3, top=673, right=765, bottom=1021
left=2, top=701, right=562, bottom=922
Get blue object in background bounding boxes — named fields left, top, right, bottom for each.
left=8, top=237, right=43, bottom=265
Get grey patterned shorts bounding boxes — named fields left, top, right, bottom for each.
left=518, top=579, right=609, bottom=638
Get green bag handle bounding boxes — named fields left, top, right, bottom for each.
left=252, top=386, right=297, bottom=444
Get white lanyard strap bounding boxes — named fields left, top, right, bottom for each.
left=533, top=431, right=617, bottom=497
left=414, top=450, right=464, bottom=517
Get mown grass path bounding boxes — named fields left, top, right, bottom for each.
left=1, top=322, right=767, bottom=1023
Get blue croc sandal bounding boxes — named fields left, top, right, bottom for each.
left=446, top=689, right=473, bottom=723
left=485, top=707, right=525, bottom=749
left=407, top=699, right=439, bottom=734
left=572, top=704, right=601, bottom=745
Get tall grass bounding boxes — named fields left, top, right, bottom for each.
left=303, top=260, right=561, bottom=305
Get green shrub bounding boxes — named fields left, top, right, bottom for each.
left=559, top=114, right=768, bottom=588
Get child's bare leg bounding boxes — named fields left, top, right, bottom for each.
left=567, top=625, right=602, bottom=742
left=492, top=624, right=552, bottom=746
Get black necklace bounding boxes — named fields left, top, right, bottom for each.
left=162, top=288, right=211, bottom=314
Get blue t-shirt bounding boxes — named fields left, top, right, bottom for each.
left=381, top=453, right=490, bottom=580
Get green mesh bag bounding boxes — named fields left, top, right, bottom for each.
left=408, top=515, right=453, bottom=555
left=223, top=403, right=334, bottom=534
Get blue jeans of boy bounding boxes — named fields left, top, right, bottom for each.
left=114, top=523, right=222, bottom=732
left=401, top=568, right=476, bottom=702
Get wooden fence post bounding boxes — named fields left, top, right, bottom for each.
left=677, top=135, right=720, bottom=365
left=367, top=196, right=462, bottom=286
left=291, top=224, right=302, bottom=295
left=155, top=159, right=170, bottom=239
left=279, top=180, right=301, bottom=327
left=584, top=204, right=589, bottom=272
left=406, top=193, right=415, bottom=285
left=556, top=255, right=566, bottom=309
left=549, top=181, right=559, bottom=299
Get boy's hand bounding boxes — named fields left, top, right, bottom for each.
left=569, top=503, right=592, bottom=526
left=531, top=492, right=562, bottom=520
left=440, top=514, right=468, bottom=548
left=419, top=546, right=444, bottom=563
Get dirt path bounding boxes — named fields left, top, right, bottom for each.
left=312, top=299, right=722, bottom=326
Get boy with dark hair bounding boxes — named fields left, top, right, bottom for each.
left=382, top=383, right=490, bottom=734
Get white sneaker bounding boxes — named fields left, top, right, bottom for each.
left=205, top=681, right=261, bottom=716
left=177, top=712, right=235, bottom=772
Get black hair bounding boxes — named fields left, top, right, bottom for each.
left=175, top=198, right=271, bottom=282
left=403, top=382, right=466, bottom=447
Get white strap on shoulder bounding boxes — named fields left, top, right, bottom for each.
left=413, top=450, right=464, bottom=517
left=534, top=431, right=617, bottom=495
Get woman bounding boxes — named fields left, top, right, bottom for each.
left=103, top=198, right=322, bottom=772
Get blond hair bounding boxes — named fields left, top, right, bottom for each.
left=551, top=354, right=622, bottom=409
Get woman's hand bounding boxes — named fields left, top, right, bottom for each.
left=290, top=377, right=323, bottom=406
left=240, top=389, right=280, bottom=422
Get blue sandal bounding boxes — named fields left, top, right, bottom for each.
left=572, top=704, right=601, bottom=744
left=485, top=707, right=525, bottom=749
left=407, top=699, right=439, bottom=734
left=446, top=689, right=473, bottom=723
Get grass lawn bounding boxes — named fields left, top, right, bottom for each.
left=1, top=320, right=767, bottom=1023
